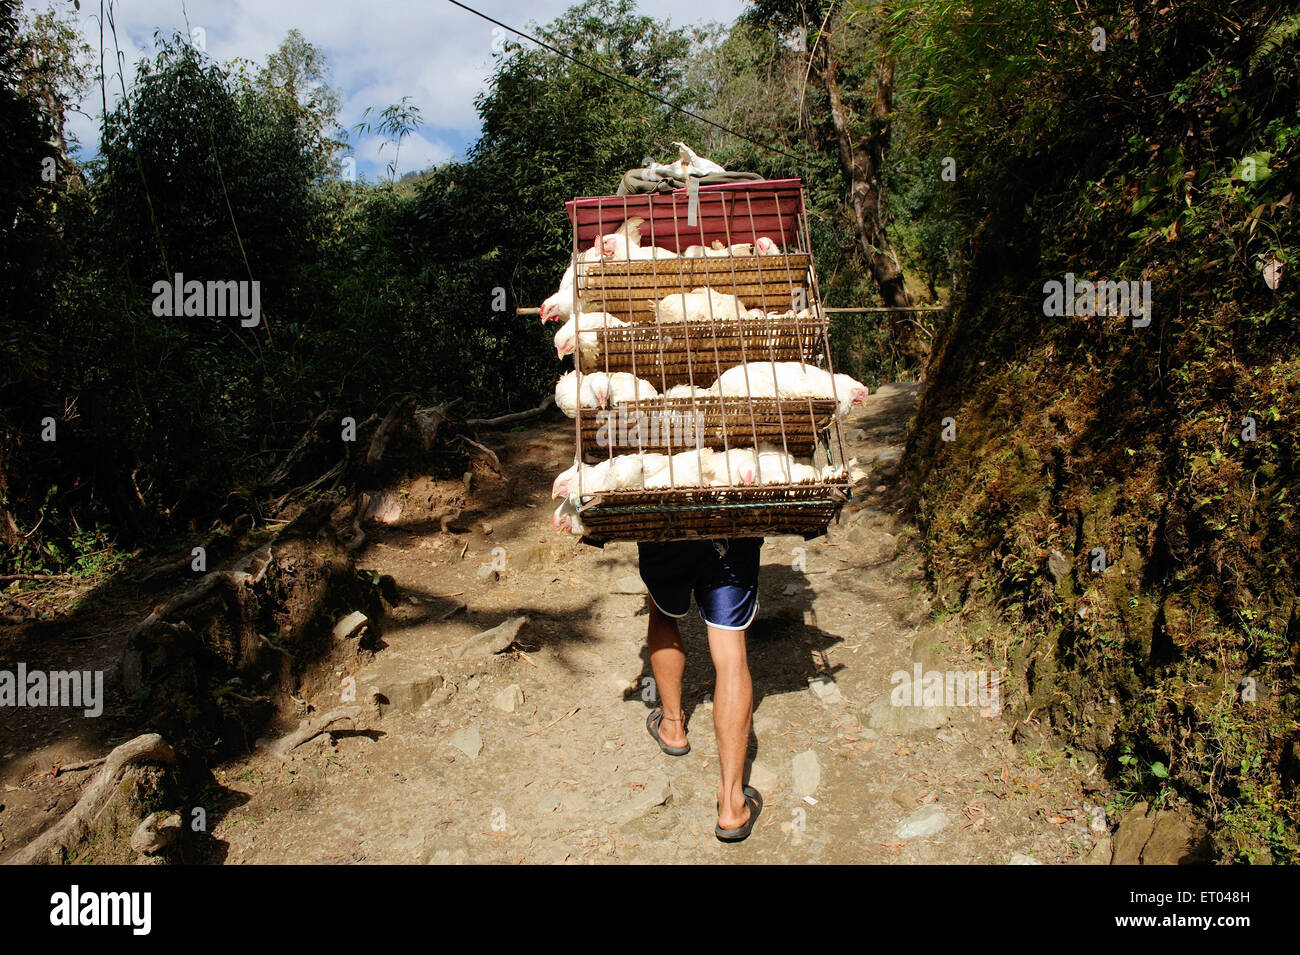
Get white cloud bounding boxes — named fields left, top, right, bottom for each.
left=27, top=0, right=747, bottom=168
left=354, top=130, right=455, bottom=181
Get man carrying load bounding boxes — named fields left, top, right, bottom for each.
left=639, top=537, right=764, bottom=842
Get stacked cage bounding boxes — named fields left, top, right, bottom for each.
left=553, top=178, right=854, bottom=543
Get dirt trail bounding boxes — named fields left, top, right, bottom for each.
left=209, top=383, right=1103, bottom=864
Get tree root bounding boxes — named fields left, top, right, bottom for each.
left=266, top=705, right=366, bottom=758
left=128, top=543, right=274, bottom=639
left=5, top=733, right=175, bottom=865
left=459, top=435, right=501, bottom=472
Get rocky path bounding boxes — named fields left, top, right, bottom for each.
left=210, top=383, right=1107, bottom=864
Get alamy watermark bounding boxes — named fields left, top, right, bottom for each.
left=1043, top=273, right=1151, bottom=327
left=49, top=885, right=150, bottom=935
left=151, top=273, right=261, bottom=327
left=594, top=406, right=703, bottom=449
left=890, top=664, right=1002, bottom=715
left=1, top=664, right=104, bottom=717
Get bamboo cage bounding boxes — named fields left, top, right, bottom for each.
left=558, top=178, right=852, bottom=543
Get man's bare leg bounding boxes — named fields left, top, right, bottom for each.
left=707, top=624, right=752, bottom=829
left=647, top=601, right=688, bottom=748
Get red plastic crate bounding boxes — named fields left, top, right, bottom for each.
left=565, top=178, right=804, bottom=254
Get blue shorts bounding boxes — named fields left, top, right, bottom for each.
left=637, top=538, right=763, bottom=630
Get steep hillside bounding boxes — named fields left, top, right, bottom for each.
left=902, top=1, right=1299, bottom=861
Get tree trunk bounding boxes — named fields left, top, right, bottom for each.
left=815, top=34, right=923, bottom=360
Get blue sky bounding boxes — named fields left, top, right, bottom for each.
left=31, top=0, right=749, bottom=182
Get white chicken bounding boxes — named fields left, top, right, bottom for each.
left=604, top=454, right=646, bottom=490
left=654, top=286, right=748, bottom=324
left=682, top=242, right=723, bottom=257
left=663, top=383, right=710, bottom=401
left=755, top=446, right=796, bottom=484
left=646, top=142, right=726, bottom=180
left=555, top=370, right=606, bottom=417
left=706, top=447, right=757, bottom=485
left=552, top=497, right=586, bottom=535
left=704, top=242, right=754, bottom=257
left=541, top=219, right=646, bottom=323
left=551, top=451, right=650, bottom=498
left=673, top=142, right=727, bottom=176
left=637, top=452, right=670, bottom=487
left=600, top=232, right=679, bottom=262
left=553, top=311, right=627, bottom=363
left=756, top=445, right=820, bottom=484
left=682, top=241, right=757, bottom=258
left=707, top=363, right=788, bottom=399
left=602, top=372, right=660, bottom=405
left=555, top=371, right=659, bottom=414
left=789, top=462, right=820, bottom=483
left=755, top=236, right=782, bottom=255
left=700, top=446, right=820, bottom=485
left=643, top=448, right=714, bottom=489
left=550, top=446, right=826, bottom=509
left=551, top=459, right=608, bottom=498
left=753, top=307, right=815, bottom=322
left=831, top=373, right=870, bottom=416
left=541, top=242, right=606, bottom=324
left=707, top=362, right=870, bottom=415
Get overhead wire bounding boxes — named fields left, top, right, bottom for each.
left=445, top=0, right=807, bottom=167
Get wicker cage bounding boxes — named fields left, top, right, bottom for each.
left=586, top=315, right=827, bottom=386
left=559, top=179, right=850, bottom=543
left=576, top=484, right=850, bottom=544
left=578, top=396, right=839, bottom=461
left=577, top=254, right=812, bottom=323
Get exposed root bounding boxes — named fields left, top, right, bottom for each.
left=6, top=734, right=175, bottom=866
left=267, top=705, right=366, bottom=758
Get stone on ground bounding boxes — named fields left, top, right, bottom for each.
left=792, top=749, right=821, bottom=796
left=356, top=657, right=444, bottom=714
left=894, top=803, right=949, bottom=840
left=614, top=773, right=673, bottom=824
left=493, top=683, right=525, bottom=713
left=453, top=616, right=527, bottom=659
left=448, top=725, right=483, bottom=759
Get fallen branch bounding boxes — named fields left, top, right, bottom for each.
left=272, top=459, right=344, bottom=514
left=466, top=396, right=554, bottom=428
left=139, top=515, right=254, bottom=585
left=0, top=572, right=76, bottom=583
left=417, top=398, right=462, bottom=417
left=6, top=734, right=175, bottom=865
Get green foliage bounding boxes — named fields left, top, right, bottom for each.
left=354, top=96, right=423, bottom=181
left=0, top=1, right=754, bottom=569
left=901, top=0, right=1300, bottom=861
left=396, top=0, right=714, bottom=410
left=1249, top=10, right=1300, bottom=74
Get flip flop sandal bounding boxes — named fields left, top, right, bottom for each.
left=715, top=785, right=762, bottom=843
left=646, top=708, right=690, bottom=756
